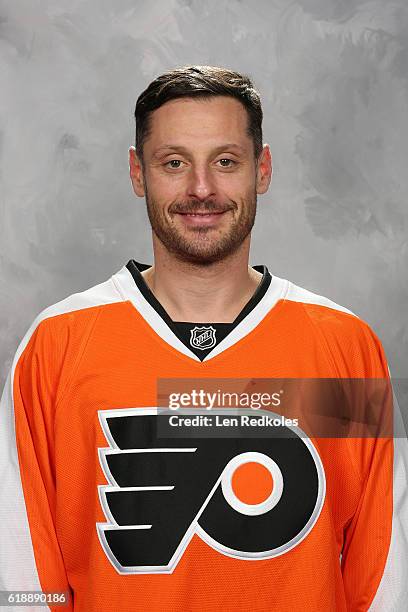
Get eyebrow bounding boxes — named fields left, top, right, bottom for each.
left=152, top=143, right=245, bottom=158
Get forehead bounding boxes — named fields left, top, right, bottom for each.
left=145, top=96, right=251, bottom=151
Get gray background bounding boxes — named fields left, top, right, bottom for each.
left=1, top=0, right=407, bottom=385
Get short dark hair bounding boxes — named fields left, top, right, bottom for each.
left=134, top=65, right=263, bottom=165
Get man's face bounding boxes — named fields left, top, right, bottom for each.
left=130, top=96, right=272, bottom=264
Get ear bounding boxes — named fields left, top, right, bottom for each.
left=255, top=144, right=273, bottom=195
left=129, top=146, right=145, bottom=197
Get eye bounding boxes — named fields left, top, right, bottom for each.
left=217, top=158, right=236, bottom=168
left=164, top=159, right=184, bottom=169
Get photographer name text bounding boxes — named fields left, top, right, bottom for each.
left=167, top=414, right=298, bottom=428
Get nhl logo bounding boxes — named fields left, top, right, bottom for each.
left=189, top=325, right=217, bottom=350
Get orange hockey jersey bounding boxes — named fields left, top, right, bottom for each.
left=1, top=261, right=407, bottom=611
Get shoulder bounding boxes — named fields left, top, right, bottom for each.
left=35, top=272, right=124, bottom=327
left=12, top=268, right=126, bottom=373
left=285, top=280, right=356, bottom=317
left=278, top=277, right=388, bottom=376
left=283, top=279, right=360, bottom=332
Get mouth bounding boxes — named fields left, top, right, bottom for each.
left=178, top=211, right=226, bottom=216
left=175, top=209, right=231, bottom=226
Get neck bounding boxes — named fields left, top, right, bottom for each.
left=141, top=236, right=262, bottom=323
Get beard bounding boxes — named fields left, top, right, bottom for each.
left=144, top=183, right=258, bottom=265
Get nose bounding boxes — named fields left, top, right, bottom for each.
left=186, top=166, right=217, bottom=201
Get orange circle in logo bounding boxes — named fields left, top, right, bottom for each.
left=231, top=461, right=274, bottom=505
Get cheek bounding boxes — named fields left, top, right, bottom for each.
left=217, top=168, right=255, bottom=191
left=149, top=171, right=185, bottom=199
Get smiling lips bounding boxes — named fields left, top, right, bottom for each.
left=179, top=211, right=225, bottom=215
left=175, top=209, right=230, bottom=226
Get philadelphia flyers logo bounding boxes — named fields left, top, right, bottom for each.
left=96, top=408, right=326, bottom=574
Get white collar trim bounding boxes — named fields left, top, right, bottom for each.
left=112, top=265, right=289, bottom=363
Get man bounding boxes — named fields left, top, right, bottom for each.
left=0, top=65, right=407, bottom=611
